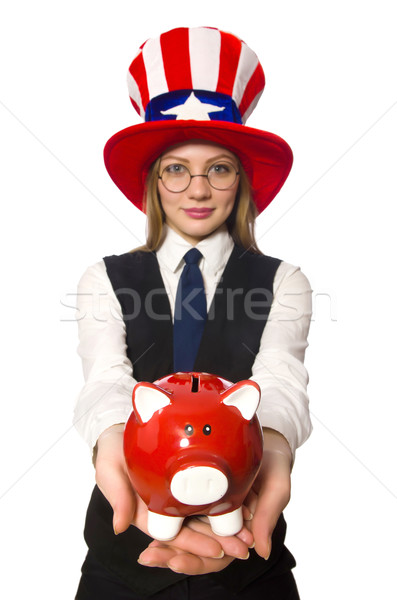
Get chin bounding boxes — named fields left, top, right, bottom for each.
left=186, top=225, right=216, bottom=239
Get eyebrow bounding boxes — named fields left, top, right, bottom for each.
left=160, top=153, right=238, bottom=166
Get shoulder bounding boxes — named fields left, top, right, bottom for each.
left=76, top=251, right=156, bottom=290
left=103, top=249, right=157, bottom=269
left=237, top=250, right=312, bottom=299
left=231, top=247, right=282, bottom=288
left=235, top=246, right=280, bottom=264
left=77, top=259, right=110, bottom=292
left=273, top=261, right=312, bottom=295
left=233, top=246, right=282, bottom=273
left=102, top=251, right=159, bottom=290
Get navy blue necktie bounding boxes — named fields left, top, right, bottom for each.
left=173, top=248, right=207, bottom=371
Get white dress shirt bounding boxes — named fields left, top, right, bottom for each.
left=73, top=225, right=313, bottom=459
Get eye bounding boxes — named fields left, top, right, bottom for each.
left=203, top=424, right=211, bottom=436
left=163, top=163, right=188, bottom=176
left=209, top=162, right=233, bottom=175
left=184, top=424, right=194, bottom=436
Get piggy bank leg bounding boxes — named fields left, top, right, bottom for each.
left=208, top=507, right=243, bottom=536
left=147, top=510, right=184, bottom=541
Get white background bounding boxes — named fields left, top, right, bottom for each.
left=1, top=1, right=396, bottom=598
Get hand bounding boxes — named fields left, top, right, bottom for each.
left=94, top=424, right=254, bottom=574
left=138, top=511, right=254, bottom=575
left=245, top=428, right=292, bottom=560
left=94, top=423, right=145, bottom=534
left=151, top=426, right=293, bottom=571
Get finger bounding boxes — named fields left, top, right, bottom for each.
left=251, top=481, right=290, bottom=559
left=190, top=515, right=254, bottom=548
left=139, top=539, right=226, bottom=569
left=162, top=523, right=225, bottom=559
left=185, top=518, right=252, bottom=558
left=235, top=524, right=254, bottom=548
left=146, top=539, right=163, bottom=548
left=242, top=504, right=253, bottom=522
left=244, top=489, right=259, bottom=515
left=139, top=545, right=237, bottom=575
left=95, top=461, right=136, bottom=534
left=167, top=552, right=236, bottom=575
left=138, top=544, right=182, bottom=568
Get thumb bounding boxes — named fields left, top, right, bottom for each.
left=110, top=470, right=136, bottom=535
left=250, top=489, right=282, bottom=559
left=250, top=436, right=292, bottom=559
left=250, top=462, right=291, bottom=559
left=96, top=463, right=137, bottom=534
left=94, top=426, right=137, bottom=535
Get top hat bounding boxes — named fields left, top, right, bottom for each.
left=104, top=26, right=293, bottom=214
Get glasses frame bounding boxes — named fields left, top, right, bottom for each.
left=158, top=161, right=240, bottom=193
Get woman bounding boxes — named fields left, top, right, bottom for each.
left=74, top=27, right=312, bottom=599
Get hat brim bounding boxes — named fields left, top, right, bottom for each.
left=104, top=120, right=293, bottom=214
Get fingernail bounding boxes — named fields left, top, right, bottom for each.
left=264, top=539, right=272, bottom=560
left=138, top=558, right=159, bottom=567
left=213, top=550, right=225, bottom=559
left=239, top=551, right=250, bottom=560
left=249, top=541, right=255, bottom=549
left=167, top=563, right=182, bottom=573
left=247, top=512, right=254, bottom=521
left=113, top=512, right=119, bottom=535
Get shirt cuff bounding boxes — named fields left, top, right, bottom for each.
left=257, top=394, right=313, bottom=462
left=73, top=381, right=135, bottom=451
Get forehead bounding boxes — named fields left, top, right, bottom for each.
left=160, top=140, right=238, bottom=163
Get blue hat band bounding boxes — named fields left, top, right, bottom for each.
left=145, top=90, right=243, bottom=124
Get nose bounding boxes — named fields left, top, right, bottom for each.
left=170, top=466, right=228, bottom=505
left=187, top=174, right=211, bottom=200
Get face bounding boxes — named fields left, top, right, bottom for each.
left=157, top=142, right=239, bottom=245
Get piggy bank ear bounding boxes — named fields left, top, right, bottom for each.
left=132, top=382, right=171, bottom=424
left=221, top=381, right=261, bottom=421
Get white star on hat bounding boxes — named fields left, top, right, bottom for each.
left=160, top=92, right=225, bottom=121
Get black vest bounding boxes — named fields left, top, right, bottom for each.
left=83, top=246, right=296, bottom=596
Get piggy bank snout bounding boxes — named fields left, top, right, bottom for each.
left=170, top=466, right=228, bottom=505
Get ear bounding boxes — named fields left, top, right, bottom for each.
left=221, top=380, right=261, bottom=421
left=132, top=382, right=171, bottom=424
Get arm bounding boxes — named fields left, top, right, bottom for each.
left=139, top=261, right=312, bottom=569
left=74, top=261, right=253, bottom=570
left=73, top=260, right=136, bottom=449
left=248, top=261, right=312, bottom=557
left=247, top=427, right=292, bottom=559
left=252, top=261, right=313, bottom=459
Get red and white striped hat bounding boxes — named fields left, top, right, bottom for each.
left=104, top=27, right=293, bottom=214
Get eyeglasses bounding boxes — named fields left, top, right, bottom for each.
left=158, top=161, right=240, bottom=193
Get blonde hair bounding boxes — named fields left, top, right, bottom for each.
left=133, top=156, right=262, bottom=254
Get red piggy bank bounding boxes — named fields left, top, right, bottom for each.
left=124, top=372, right=263, bottom=541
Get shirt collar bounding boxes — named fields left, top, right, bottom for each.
left=156, top=224, right=234, bottom=276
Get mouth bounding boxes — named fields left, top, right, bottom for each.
left=183, top=208, right=215, bottom=219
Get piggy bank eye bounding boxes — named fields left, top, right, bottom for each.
left=184, top=424, right=194, bottom=436
left=203, top=424, right=211, bottom=436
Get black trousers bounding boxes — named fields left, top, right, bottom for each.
left=75, top=550, right=300, bottom=600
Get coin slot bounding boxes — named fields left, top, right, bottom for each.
left=191, top=375, right=199, bottom=393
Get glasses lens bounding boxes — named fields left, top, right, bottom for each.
left=207, top=162, right=238, bottom=190
left=161, top=164, right=190, bottom=192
